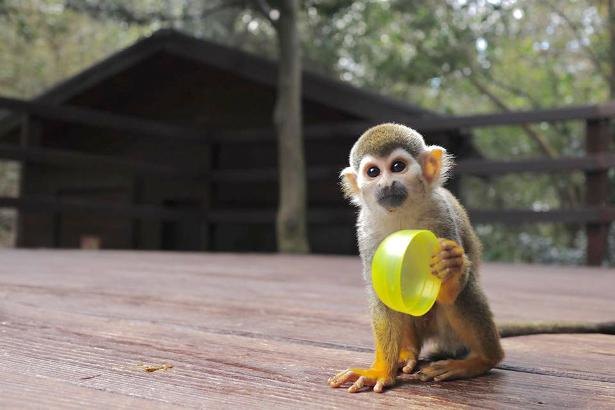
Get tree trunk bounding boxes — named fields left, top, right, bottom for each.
left=609, top=0, right=615, bottom=98
left=273, top=0, right=310, bottom=253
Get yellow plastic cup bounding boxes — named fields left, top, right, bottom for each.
left=371, top=230, right=441, bottom=316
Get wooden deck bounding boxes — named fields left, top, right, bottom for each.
left=1, top=250, right=614, bottom=409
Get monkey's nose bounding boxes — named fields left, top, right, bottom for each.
left=383, top=181, right=401, bottom=190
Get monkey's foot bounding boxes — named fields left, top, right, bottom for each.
left=328, top=367, right=395, bottom=393
left=431, top=238, right=464, bottom=281
left=398, top=348, right=417, bottom=374
left=411, top=358, right=491, bottom=382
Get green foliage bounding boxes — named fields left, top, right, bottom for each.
left=0, top=0, right=153, bottom=98
left=0, top=0, right=613, bottom=263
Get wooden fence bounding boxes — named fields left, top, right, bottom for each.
left=0, top=96, right=613, bottom=264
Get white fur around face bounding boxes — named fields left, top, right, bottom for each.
left=356, top=148, right=425, bottom=214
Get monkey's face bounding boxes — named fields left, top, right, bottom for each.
left=356, top=148, right=423, bottom=212
left=341, top=125, right=449, bottom=212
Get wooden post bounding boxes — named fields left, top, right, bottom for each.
left=16, top=115, right=42, bottom=247
left=51, top=202, right=62, bottom=247
left=201, top=142, right=216, bottom=250
left=131, top=175, right=144, bottom=249
left=585, top=118, right=611, bottom=265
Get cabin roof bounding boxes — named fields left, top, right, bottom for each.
left=0, top=29, right=440, bottom=135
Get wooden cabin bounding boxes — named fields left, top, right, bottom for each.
left=0, top=29, right=470, bottom=253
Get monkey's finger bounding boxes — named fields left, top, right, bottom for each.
left=373, top=380, right=385, bottom=393
left=431, top=255, right=463, bottom=267
left=329, top=369, right=357, bottom=387
left=433, top=371, right=459, bottom=382
left=438, top=239, right=462, bottom=251
left=412, top=364, right=447, bottom=382
left=431, top=257, right=463, bottom=273
left=329, top=369, right=353, bottom=386
left=432, top=249, right=464, bottom=265
left=438, top=246, right=464, bottom=260
left=415, top=371, right=434, bottom=382
left=431, top=250, right=463, bottom=268
left=431, top=268, right=449, bottom=280
left=348, top=376, right=368, bottom=393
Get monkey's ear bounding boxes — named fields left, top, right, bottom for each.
left=340, top=167, right=359, bottom=199
left=421, top=146, right=452, bottom=185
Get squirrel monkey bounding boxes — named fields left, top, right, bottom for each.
left=329, top=123, right=503, bottom=393
left=328, top=123, right=615, bottom=393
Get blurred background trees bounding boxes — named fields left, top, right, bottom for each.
left=0, top=0, right=613, bottom=264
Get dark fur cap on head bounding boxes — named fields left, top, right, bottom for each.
left=349, top=123, right=427, bottom=170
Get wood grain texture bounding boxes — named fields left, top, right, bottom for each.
left=0, top=250, right=614, bottom=408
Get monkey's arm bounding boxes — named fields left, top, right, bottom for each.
left=432, top=239, right=615, bottom=339
left=418, top=226, right=504, bottom=381
left=432, top=240, right=615, bottom=338
left=328, top=299, right=407, bottom=393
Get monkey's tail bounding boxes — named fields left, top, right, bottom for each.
left=497, top=321, right=615, bottom=338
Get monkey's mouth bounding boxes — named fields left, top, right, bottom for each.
left=377, top=194, right=407, bottom=209
left=376, top=183, right=408, bottom=209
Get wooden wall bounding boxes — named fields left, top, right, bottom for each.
left=17, top=51, right=382, bottom=253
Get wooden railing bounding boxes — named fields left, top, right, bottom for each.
left=0, top=96, right=613, bottom=264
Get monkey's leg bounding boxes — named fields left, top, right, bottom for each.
left=328, top=302, right=402, bottom=393
left=414, top=284, right=504, bottom=382
left=431, top=238, right=468, bottom=305
left=398, top=319, right=421, bottom=374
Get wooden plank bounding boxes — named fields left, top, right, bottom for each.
left=208, top=205, right=615, bottom=225
left=1, top=251, right=613, bottom=348
left=217, top=101, right=615, bottom=142
left=0, top=196, right=198, bottom=222
left=0, top=251, right=614, bottom=408
left=456, top=153, right=615, bottom=175
left=0, top=97, right=207, bottom=143
left=0, top=144, right=196, bottom=177
left=184, top=206, right=615, bottom=225
left=5, top=96, right=615, bottom=148
left=210, top=154, right=615, bottom=183
left=0, top=197, right=354, bottom=225
left=470, top=207, right=615, bottom=224
left=407, top=103, right=615, bottom=131
left=501, top=334, right=615, bottom=382
left=2, top=312, right=614, bottom=409
left=4, top=196, right=615, bottom=226
left=0, top=372, right=173, bottom=410
left=208, top=208, right=354, bottom=224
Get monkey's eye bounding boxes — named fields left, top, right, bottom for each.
left=391, top=160, right=406, bottom=173
left=367, top=166, right=380, bottom=178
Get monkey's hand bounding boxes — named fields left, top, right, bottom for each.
left=431, top=238, right=467, bottom=304
left=328, top=366, right=396, bottom=393
left=431, top=238, right=464, bottom=282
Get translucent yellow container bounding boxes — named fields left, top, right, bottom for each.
left=371, top=230, right=441, bottom=316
